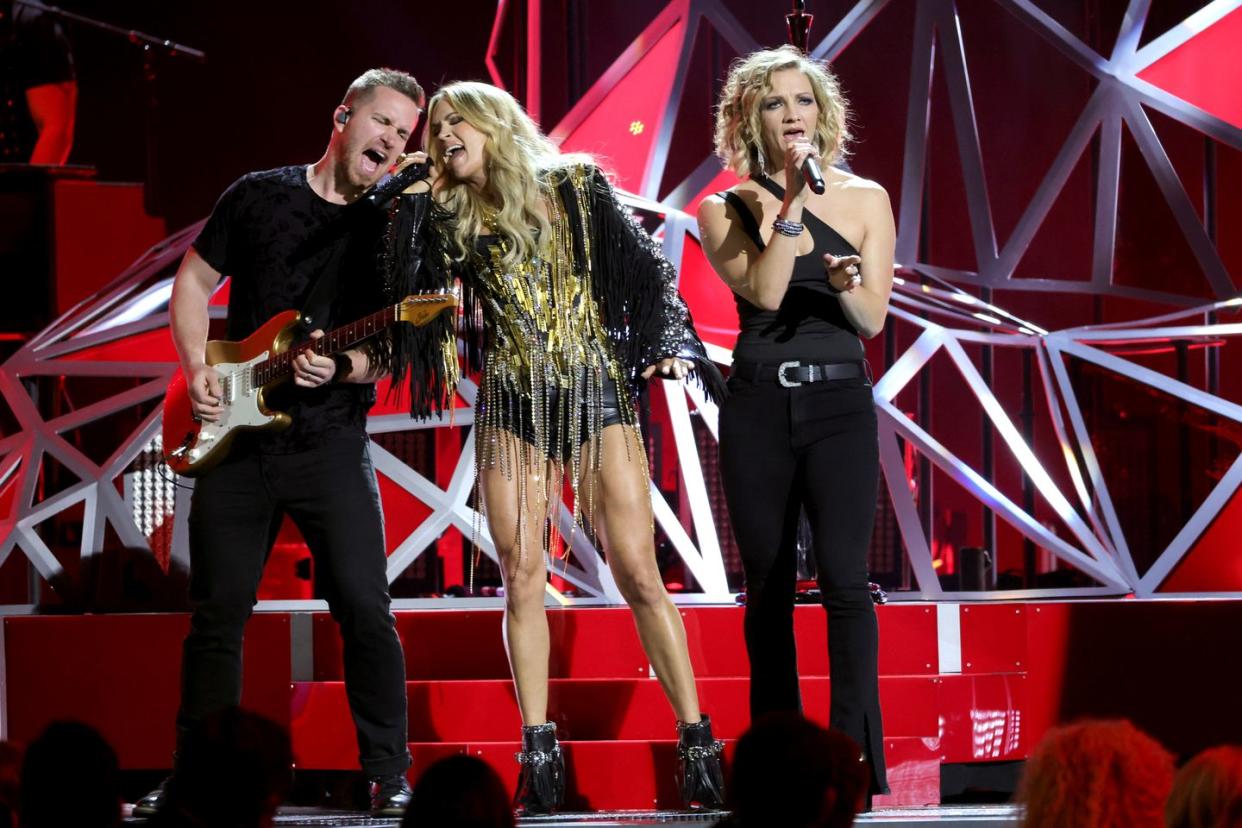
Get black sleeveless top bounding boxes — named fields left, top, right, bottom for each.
left=721, top=177, right=864, bottom=364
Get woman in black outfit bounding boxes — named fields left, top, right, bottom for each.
left=697, top=45, right=895, bottom=797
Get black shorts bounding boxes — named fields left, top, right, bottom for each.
left=490, top=374, right=627, bottom=462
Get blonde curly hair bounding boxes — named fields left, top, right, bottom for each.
left=713, top=45, right=850, bottom=179
left=427, top=81, right=592, bottom=268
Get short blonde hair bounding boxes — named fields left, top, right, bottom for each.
left=713, top=45, right=850, bottom=179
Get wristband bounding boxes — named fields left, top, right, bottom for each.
left=331, top=352, right=352, bottom=382
left=772, top=217, right=804, bottom=237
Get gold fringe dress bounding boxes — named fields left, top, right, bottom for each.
left=382, top=164, right=725, bottom=549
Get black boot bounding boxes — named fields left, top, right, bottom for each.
left=677, top=715, right=725, bottom=810
left=513, top=722, right=565, bottom=815
left=370, top=773, right=413, bottom=816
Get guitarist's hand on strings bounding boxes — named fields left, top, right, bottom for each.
left=293, top=330, right=337, bottom=388
left=188, top=364, right=224, bottom=424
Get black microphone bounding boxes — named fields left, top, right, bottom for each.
left=361, top=159, right=432, bottom=208
left=802, top=156, right=825, bottom=195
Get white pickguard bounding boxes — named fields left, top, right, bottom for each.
left=182, top=351, right=275, bottom=464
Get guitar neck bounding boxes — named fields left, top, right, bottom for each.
left=254, top=304, right=397, bottom=386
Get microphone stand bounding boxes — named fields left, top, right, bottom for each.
left=786, top=0, right=813, bottom=53
left=14, top=0, right=207, bottom=216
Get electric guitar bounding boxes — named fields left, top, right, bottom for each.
left=162, top=292, right=456, bottom=476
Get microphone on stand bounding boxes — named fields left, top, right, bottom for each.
left=802, top=156, right=825, bottom=195
left=787, top=2, right=824, bottom=194
left=786, top=0, right=814, bottom=53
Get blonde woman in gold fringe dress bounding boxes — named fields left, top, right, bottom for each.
left=383, top=81, right=727, bottom=815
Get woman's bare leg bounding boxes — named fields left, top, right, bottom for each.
left=581, top=424, right=702, bottom=723
left=480, top=431, right=561, bottom=726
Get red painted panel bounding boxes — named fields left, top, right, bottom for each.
left=1022, top=603, right=1072, bottom=747
left=873, top=737, right=942, bottom=808
left=60, top=328, right=178, bottom=363
left=51, top=180, right=166, bottom=314
left=3, top=613, right=290, bottom=769
left=209, top=279, right=230, bottom=306
left=288, top=672, right=941, bottom=768
left=879, top=676, right=943, bottom=739
left=313, top=610, right=511, bottom=681
left=878, top=604, right=940, bottom=675
left=1158, top=482, right=1242, bottom=592
left=556, top=22, right=684, bottom=191
left=683, top=605, right=938, bottom=678
left=937, top=673, right=1028, bottom=764
left=289, top=682, right=358, bottom=770
left=375, top=472, right=433, bottom=556
left=678, top=237, right=740, bottom=352
left=315, top=605, right=940, bottom=682
left=1138, top=7, right=1242, bottom=132
left=679, top=606, right=746, bottom=678
left=959, top=604, right=1028, bottom=674
left=256, top=538, right=313, bottom=601
left=312, top=608, right=650, bottom=681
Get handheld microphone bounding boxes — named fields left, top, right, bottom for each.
left=361, top=159, right=432, bottom=208
left=802, top=156, right=825, bottom=195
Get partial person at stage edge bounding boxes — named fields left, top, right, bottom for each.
left=0, top=0, right=75, bottom=164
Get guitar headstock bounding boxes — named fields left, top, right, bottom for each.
left=396, top=292, right=458, bottom=326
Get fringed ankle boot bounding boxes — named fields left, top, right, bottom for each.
left=513, top=722, right=565, bottom=815
left=677, top=715, right=725, bottom=809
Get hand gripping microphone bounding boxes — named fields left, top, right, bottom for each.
left=802, top=156, right=826, bottom=195
left=361, top=158, right=432, bottom=209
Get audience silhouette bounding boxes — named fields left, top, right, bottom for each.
left=1165, top=745, right=1242, bottom=828
left=718, top=713, right=868, bottom=828
left=1019, top=719, right=1174, bottom=828
left=401, top=753, right=513, bottom=828
left=149, top=707, right=292, bottom=828
left=18, top=721, right=120, bottom=828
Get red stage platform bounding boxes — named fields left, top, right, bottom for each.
left=3, top=600, right=1240, bottom=811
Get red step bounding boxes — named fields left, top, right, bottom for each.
left=310, top=604, right=942, bottom=680
left=291, top=676, right=944, bottom=753
left=399, top=738, right=940, bottom=810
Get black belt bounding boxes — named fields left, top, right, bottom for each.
left=732, top=360, right=866, bottom=388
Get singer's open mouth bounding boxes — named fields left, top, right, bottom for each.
left=360, top=147, right=387, bottom=176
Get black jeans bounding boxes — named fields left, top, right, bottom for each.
left=719, top=372, right=888, bottom=793
left=177, top=433, right=410, bottom=778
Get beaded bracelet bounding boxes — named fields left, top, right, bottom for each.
left=772, top=217, right=804, bottom=237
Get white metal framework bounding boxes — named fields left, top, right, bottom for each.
left=1, top=0, right=1238, bottom=608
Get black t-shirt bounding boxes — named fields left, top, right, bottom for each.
left=193, top=164, right=388, bottom=454
left=0, top=3, right=74, bottom=162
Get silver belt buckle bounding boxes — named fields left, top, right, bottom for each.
left=777, top=360, right=802, bottom=388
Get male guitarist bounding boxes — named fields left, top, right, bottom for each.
left=136, top=68, right=428, bottom=817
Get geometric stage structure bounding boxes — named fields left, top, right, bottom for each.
left=3, top=0, right=1241, bottom=609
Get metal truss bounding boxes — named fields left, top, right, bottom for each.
left=2, top=0, right=1239, bottom=608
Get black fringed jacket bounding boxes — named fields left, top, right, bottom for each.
left=381, top=164, right=725, bottom=419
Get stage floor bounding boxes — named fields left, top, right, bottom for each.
left=124, top=805, right=1021, bottom=826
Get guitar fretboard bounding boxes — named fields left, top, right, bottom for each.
left=250, top=305, right=396, bottom=387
